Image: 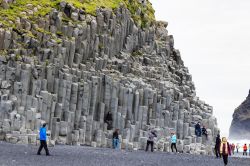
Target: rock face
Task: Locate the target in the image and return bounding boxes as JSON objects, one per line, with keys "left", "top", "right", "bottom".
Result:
{"left": 0, "top": 1, "right": 219, "bottom": 155}
{"left": 230, "top": 90, "right": 250, "bottom": 139}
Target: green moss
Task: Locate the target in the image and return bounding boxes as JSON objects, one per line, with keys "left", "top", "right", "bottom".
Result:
{"left": 36, "top": 27, "right": 52, "bottom": 35}
{"left": 15, "top": 54, "right": 21, "bottom": 61}
{"left": 0, "top": 0, "right": 155, "bottom": 28}
{"left": 132, "top": 50, "right": 143, "bottom": 57}
{"left": 45, "top": 59, "right": 49, "bottom": 66}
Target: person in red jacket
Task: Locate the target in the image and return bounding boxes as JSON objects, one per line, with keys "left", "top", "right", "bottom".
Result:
{"left": 220, "top": 137, "right": 231, "bottom": 166}
{"left": 243, "top": 144, "right": 247, "bottom": 156}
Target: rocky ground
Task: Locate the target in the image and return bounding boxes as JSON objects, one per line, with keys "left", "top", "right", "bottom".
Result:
{"left": 0, "top": 142, "right": 249, "bottom": 166}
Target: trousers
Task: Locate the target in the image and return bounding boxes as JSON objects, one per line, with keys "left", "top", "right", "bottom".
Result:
{"left": 171, "top": 143, "right": 178, "bottom": 152}
{"left": 37, "top": 140, "right": 49, "bottom": 155}
{"left": 146, "top": 140, "right": 154, "bottom": 152}
{"left": 222, "top": 154, "right": 228, "bottom": 165}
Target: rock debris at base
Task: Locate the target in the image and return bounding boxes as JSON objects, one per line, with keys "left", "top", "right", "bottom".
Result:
{"left": 0, "top": 0, "right": 219, "bottom": 155}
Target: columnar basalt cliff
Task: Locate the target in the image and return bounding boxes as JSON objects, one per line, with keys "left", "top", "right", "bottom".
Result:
{"left": 0, "top": 0, "right": 219, "bottom": 155}
{"left": 230, "top": 90, "right": 250, "bottom": 139}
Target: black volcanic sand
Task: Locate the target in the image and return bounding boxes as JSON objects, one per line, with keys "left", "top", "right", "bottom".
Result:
{"left": 0, "top": 142, "right": 249, "bottom": 166}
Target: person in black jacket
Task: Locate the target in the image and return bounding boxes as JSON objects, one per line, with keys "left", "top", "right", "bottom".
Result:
{"left": 113, "top": 129, "right": 120, "bottom": 149}
{"left": 202, "top": 126, "right": 208, "bottom": 139}
{"left": 195, "top": 122, "right": 201, "bottom": 137}
{"left": 105, "top": 111, "right": 113, "bottom": 130}
{"left": 215, "top": 134, "right": 221, "bottom": 158}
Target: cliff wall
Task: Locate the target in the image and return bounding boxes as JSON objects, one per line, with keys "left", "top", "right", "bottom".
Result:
{"left": 0, "top": 0, "right": 219, "bottom": 155}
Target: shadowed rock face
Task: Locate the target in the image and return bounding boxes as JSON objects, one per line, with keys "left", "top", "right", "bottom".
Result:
{"left": 230, "top": 90, "right": 250, "bottom": 139}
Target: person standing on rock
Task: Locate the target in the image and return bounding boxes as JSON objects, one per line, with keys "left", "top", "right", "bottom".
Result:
{"left": 105, "top": 111, "right": 113, "bottom": 130}
{"left": 113, "top": 129, "right": 120, "bottom": 149}
{"left": 215, "top": 134, "right": 221, "bottom": 158}
{"left": 195, "top": 122, "right": 201, "bottom": 137}
{"left": 220, "top": 137, "right": 231, "bottom": 166}
{"left": 37, "top": 123, "right": 50, "bottom": 156}
{"left": 146, "top": 129, "right": 157, "bottom": 152}
{"left": 243, "top": 144, "right": 247, "bottom": 156}
{"left": 201, "top": 126, "right": 208, "bottom": 139}
{"left": 170, "top": 132, "right": 178, "bottom": 153}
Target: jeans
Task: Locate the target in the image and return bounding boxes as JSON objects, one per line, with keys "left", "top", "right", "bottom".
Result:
{"left": 113, "top": 139, "right": 120, "bottom": 149}
{"left": 195, "top": 130, "right": 201, "bottom": 137}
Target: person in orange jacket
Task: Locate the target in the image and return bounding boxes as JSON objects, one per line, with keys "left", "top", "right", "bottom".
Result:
{"left": 243, "top": 144, "right": 247, "bottom": 156}
{"left": 220, "top": 137, "right": 231, "bottom": 166}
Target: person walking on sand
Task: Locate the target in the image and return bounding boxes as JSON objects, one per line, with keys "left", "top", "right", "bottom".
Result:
{"left": 37, "top": 123, "right": 50, "bottom": 156}
{"left": 243, "top": 144, "right": 247, "bottom": 156}
{"left": 215, "top": 134, "right": 221, "bottom": 158}
{"left": 220, "top": 137, "right": 231, "bottom": 166}
{"left": 236, "top": 143, "right": 239, "bottom": 153}
{"left": 113, "top": 129, "right": 120, "bottom": 149}
{"left": 231, "top": 143, "right": 235, "bottom": 155}
{"left": 171, "top": 132, "right": 178, "bottom": 153}
{"left": 249, "top": 144, "right": 250, "bottom": 156}
{"left": 145, "top": 129, "right": 157, "bottom": 152}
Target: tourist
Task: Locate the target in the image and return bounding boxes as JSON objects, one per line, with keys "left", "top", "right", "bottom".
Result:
{"left": 236, "top": 143, "right": 239, "bottom": 153}
{"left": 105, "top": 111, "right": 113, "bottom": 130}
{"left": 249, "top": 144, "right": 250, "bottom": 156}
{"left": 201, "top": 126, "right": 208, "bottom": 139}
{"left": 215, "top": 134, "right": 221, "bottom": 158}
{"left": 243, "top": 144, "right": 247, "bottom": 156}
{"left": 145, "top": 129, "right": 157, "bottom": 152}
{"left": 231, "top": 143, "right": 235, "bottom": 155}
{"left": 220, "top": 137, "right": 231, "bottom": 166}
{"left": 113, "top": 129, "right": 120, "bottom": 149}
{"left": 171, "top": 132, "right": 178, "bottom": 153}
{"left": 195, "top": 122, "right": 201, "bottom": 137}
{"left": 37, "top": 123, "right": 50, "bottom": 156}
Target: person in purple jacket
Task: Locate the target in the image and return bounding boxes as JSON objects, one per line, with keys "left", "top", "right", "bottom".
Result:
{"left": 37, "top": 123, "right": 50, "bottom": 156}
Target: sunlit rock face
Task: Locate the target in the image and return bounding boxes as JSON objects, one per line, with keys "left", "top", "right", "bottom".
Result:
{"left": 230, "top": 90, "right": 250, "bottom": 140}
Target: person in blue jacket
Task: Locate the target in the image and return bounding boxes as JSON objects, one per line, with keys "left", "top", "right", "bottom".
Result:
{"left": 171, "top": 132, "right": 178, "bottom": 152}
{"left": 37, "top": 123, "right": 50, "bottom": 156}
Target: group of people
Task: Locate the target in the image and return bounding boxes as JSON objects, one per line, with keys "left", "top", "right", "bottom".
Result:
{"left": 195, "top": 122, "right": 208, "bottom": 139}
{"left": 232, "top": 143, "right": 250, "bottom": 156}
{"left": 214, "top": 134, "right": 250, "bottom": 166}
{"left": 36, "top": 118, "right": 248, "bottom": 166}
{"left": 214, "top": 134, "right": 231, "bottom": 166}
{"left": 145, "top": 129, "right": 178, "bottom": 153}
